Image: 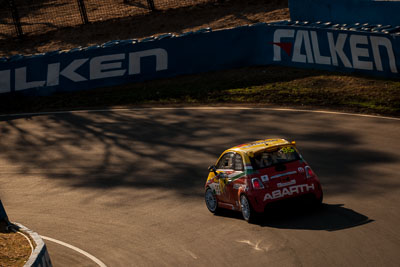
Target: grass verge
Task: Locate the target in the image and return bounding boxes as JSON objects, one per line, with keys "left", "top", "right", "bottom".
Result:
{"left": 0, "top": 65, "right": 399, "bottom": 117}
{"left": 0, "top": 232, "right": 31, "bottom": 267}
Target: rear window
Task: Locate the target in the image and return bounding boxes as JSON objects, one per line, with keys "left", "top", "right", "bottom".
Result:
{"left": 250, "top": 146, "right": 300, "bottom": 170}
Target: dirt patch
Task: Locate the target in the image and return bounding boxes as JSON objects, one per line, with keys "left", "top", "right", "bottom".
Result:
{"left": 0, "top": 0, "right": 289, "bottom": 57}
{"left": 0, "top": 232, "right": 32, "bottom": 267}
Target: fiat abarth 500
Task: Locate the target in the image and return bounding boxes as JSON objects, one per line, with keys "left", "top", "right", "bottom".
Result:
{"left": 204, "top": 138, "right": 323, "bottom": 222}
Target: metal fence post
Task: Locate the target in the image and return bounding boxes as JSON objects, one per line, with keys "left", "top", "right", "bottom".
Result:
{"left": 77, "top": 0, "right": 89, "bottom": 24}
{"left": 8, "top": 0, "right": 23, "bottom": 38}
{"left": 147, "top": 0, "right": 156, "bottom": 11}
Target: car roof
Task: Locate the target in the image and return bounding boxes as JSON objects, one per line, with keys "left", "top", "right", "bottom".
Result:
{"left": 228, "top": 138, "right": 293, "bottom": 154}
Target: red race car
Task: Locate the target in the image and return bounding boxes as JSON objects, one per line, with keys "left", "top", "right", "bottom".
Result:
{"left": 204, "top": 138, "right": 323, "bottom": 222}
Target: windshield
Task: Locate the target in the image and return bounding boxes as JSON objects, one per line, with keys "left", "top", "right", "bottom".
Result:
{"left": 250, "top": 146, "right": 300, "bottom": 170}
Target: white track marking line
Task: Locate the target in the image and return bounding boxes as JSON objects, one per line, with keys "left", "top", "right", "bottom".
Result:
{"left": 237, "top": 240, "right": 264, "bottom": 251}
{"left": 41, "top": 235, "right": 107, "bottom": 267}
{"left": 15, "top": 230, "right": 34, "bottom": 254}
{"left": 183, "top": 248, "right": 198, "bottom": 259}
{"left": 0, "top": 106, "right": 399, "bottom": 121}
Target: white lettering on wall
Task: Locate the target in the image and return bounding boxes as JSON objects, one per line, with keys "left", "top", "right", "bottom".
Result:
{"left": 310, "top": 31, "right": 331, "bottom": 65}
{"left": 350, "top": 35, "right": 373, "bottom": 70}
{"left": 327, "top": 33, "right": 353, "bottom": 68}
{"left": 90, "top": 54, "right": 126, "bottom": 80}
{"left": 272, "top": 29, "right": 397, "bottom": 73}
{"left": 15, "top": 67, "right": 45, "bottom": 91}
{"left": 129, "top": 48, "right": 168, "bottom": 75}
{"left": 0, "top": 70, "right": 10, "bottom": 93}
{"left": 272, "top": 29, "right": 295, "bottom": 61}
{"left": 47, "top": 58, "right": 89, "bottom": 86}
{"left": 292, "top": 30, "right": 314, "bottom": 63}
{"left": 370, "top": 36, "right": 398, "bottom": 73}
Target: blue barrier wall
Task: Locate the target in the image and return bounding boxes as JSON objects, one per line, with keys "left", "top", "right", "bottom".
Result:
{"left": 0, "top": 22, "right": 399, "bottom": 96}
{"left": 0, "top": 26, "right": 261, "bottom": 96}
{"left": 262, "top": 22, "right": 400, "bottom": 78}
{"left": 289, "top": 0, "right": 400, "bottom": 26}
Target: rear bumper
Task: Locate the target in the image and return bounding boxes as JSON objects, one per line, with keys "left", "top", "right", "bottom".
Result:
{"left": 248, "top": 180, "right": 323, "bottom": 213}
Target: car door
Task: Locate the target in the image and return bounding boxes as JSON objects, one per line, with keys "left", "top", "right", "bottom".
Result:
{"left": 216, "top": 152, "right": 246, "bottom": 206}
{"left": 229, "top": 153, "right": 247, "bottom": 208}
{"left": 215, "top": 152, "right": 235, "bottom": 204}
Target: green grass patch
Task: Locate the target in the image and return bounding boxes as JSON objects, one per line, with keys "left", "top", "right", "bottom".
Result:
{"left": 0, "top": 66, "right": 399, "bottom": 116}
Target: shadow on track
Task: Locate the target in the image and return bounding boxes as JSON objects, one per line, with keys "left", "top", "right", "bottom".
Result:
{"left": 214, "top": 202, "right": 373, "bottom": 231}
{"left": 0, "top": 109, "right": 399, "bottom": 201}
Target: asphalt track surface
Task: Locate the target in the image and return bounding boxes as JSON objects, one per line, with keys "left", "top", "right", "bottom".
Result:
{"left": 1, "top": 107, "right": 400, "bottom": 267}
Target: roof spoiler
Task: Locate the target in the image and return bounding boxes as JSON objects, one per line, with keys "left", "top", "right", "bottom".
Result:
{"left": 247, "top": 141, "right": 297, "bottom": 157}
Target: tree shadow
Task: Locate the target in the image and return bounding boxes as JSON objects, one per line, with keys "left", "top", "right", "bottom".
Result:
{"left": 0, "top": 108, "right": 399, "bottom": 203}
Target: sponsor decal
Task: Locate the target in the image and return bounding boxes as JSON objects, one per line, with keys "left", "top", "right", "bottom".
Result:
{"left": 280, "top": 147, "right": 295, "bottom": 153}
{"left": 261, "top": 175, "right": 269, "bottom": 182}
{"left": 228, "top": 172, "right": 245, "bottom": 180}
{"left": 263, "top": 183, "right": 315, "bottom": 201}
{"left": 210, "top": 183, "right": 221, "bottom": 195}
{"left": 277, "top": 179, "right": 296, "bottom": 188}
{"left": 0, "top": 48, "right": 168, "bottom": 93}
{"left": 270, "top": 171, "right": 297, "bottom": 179}
{"left": 271, "top": 29, "right": 398, "bottom": 73}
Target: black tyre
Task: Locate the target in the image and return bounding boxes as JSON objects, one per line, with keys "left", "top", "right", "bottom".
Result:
{"left": 240, "top": 194, "right": 258, "bottom": 223}
{"left": 205, "top": 188, "right": 220, "bottom": 214}
{"left": 312, "top": 191, "right": 323, "bottom": 209}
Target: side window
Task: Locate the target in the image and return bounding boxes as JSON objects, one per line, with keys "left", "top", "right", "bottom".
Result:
{"left": 233, "top": 154, "right": 244, "bottom": 171}
{"left": 217, "top": 153, "right": 234, "bottom": 170}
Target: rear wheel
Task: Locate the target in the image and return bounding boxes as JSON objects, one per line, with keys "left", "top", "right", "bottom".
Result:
{"left": 240, "top": 195, "right": 258, "bottom": 223}
{"left": 205, "top": 188, "right": 219, "bottom": 213}
{"left": 312, "top": 191, "right": 323, "bottom": 209}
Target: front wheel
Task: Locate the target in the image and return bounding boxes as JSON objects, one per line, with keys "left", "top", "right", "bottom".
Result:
{"left": 205, "top": 188, "right": 220, "bottom": 214}
{"left": 240, "top": 195, "right": 258, "bottom": 223}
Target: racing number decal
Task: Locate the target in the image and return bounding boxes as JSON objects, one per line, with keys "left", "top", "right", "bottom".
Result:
{"left": 280, "top": 147, "right": 295, "bottom": 154}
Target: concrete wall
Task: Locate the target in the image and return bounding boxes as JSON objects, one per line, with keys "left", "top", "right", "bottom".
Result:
{"left": 17, "top": 223, "right": 53, "bottom": 267}
{"left": 0, "top": 22, "right": 399, "bottom": 97}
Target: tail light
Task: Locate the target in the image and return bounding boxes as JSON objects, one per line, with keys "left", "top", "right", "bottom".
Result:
{"left": 251, "top": 178, "right": 265, "bottom": 189}
{"left": 305, "top": 166, "right": 315, "bottom": 178}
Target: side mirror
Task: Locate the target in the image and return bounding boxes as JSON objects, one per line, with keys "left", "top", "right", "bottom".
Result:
{"left": 208, "top": 165, "right": 218, "bottom": 176}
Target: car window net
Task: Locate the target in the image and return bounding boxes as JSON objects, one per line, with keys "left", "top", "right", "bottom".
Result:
{"left": 234, "top": 154, "right": 244, "bottom": 171}
{"left": 217, "top": 153, "right": 234, "bottom": 169}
